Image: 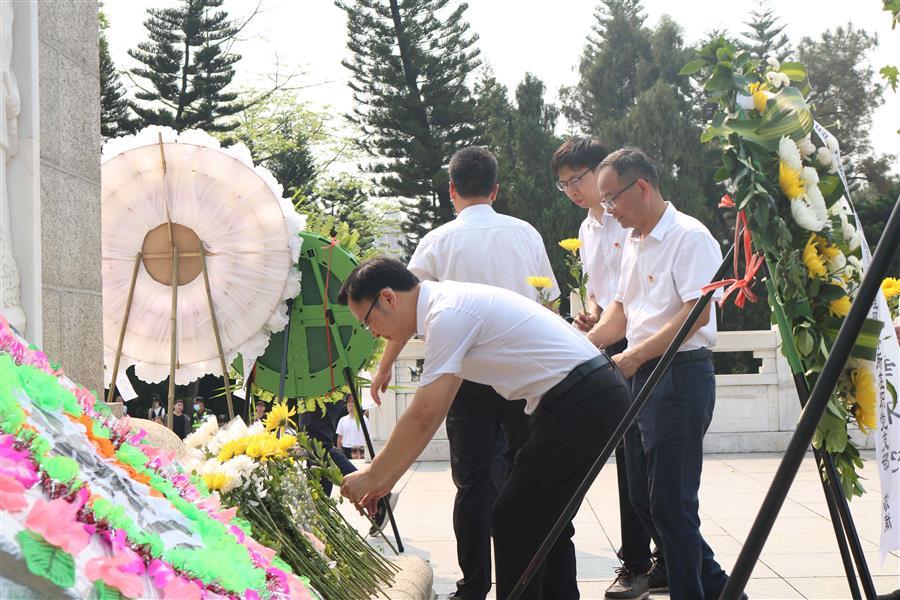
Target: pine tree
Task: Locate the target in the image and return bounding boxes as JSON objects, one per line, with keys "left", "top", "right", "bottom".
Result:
{"left": 99, "top": 10, "right": 136, "bottom": 139}
{"left": 338, "top": 0, "right": 482, "bottom": 257}
{"left": 740, "top": 4, "right": 791, "bottom": 61}
{"left": 127, "top": 0, "right": 244, "bottom": 132}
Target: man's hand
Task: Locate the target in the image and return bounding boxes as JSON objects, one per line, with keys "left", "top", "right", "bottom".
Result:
{"left": 370, "top": 367, "right": 393, "bottom": 406}
{"left": 574, "top": 311, "right": 599, "bottom": 332}
{"left": 612, "top": 348, "right": 644, "bottom": 379}
{"left": 341, "top": 468, "right": 389, "bottom": 517}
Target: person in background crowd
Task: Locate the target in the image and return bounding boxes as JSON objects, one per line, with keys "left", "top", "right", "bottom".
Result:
{"left": 336, "top": 397, "right": 369, "bottom": 459}
{"left": 254, "top": 399, "right": 267, "bottom": 423}
{"left": 190, "top": 397, "right": 208, "bottom": 430}
{"left": 148, "top": 394, "right": 165, "bottom": 424}
{"left": 171, "top": 400, "right": 190, "bottom": 440}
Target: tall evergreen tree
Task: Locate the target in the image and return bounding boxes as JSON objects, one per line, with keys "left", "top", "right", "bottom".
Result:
{"left": 798, "top": 25, "right": 884, "bottom": 162}
{"left": 127, "top": 0, "right": 244, "bottom": 132}
{"left": 99, "top": 9, "right": 136, "bottom": 140}
{"left": 740, "top": 4, "right": 791, "bottom": 61}
{"left": 337, "top": 0, "right": 482, "bottom": 257}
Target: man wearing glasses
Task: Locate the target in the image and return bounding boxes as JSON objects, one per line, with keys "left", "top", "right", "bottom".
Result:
{"left": 586, "top": 148, "right": 737, "bottom": 600}
{"left": 551, "top": 137, "right": 664, "bottom": 600}
{"left": 339, "top": 257, "right": 632, "bottom": 600}
{"left": 368, "top": 146, "right": 560, "bottom": 600}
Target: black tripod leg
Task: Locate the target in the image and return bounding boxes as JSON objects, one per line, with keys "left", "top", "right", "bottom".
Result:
{"left": 343, "top": 366, "right": 404, "bottom": 553}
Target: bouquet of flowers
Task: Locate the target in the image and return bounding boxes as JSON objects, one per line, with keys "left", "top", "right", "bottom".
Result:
{"left": 180, "top": 401, "right": 397, "bottom": 600}
{"left": 559, "top": 238, "right": 589, "bottom": 313}
{"left": 526, "top": 276, "right": 559, "bottom": 311}
{"left": 685, "top": 41, "right": 885, "bottom": 497}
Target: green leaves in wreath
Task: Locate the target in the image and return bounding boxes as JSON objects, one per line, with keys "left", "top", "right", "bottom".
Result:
{"left": 93, "top": 581, "right": 125, "bottom": 600}
{"left": 15, "top": 530, "right": 76, "bottom": 589}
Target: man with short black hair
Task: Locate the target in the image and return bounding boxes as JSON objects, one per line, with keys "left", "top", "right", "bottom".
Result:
{"left": 171, "top": 400, "right": 190, "bottom": 440}
{"left": 369, "top": 145, "right": 560, "bottom": 600}
{"left": 339, "top": 257, "right": 632, "bottom": 600}
{"left": 552, "top": 136, "right": 664, "bottom": 600}
{"left": 587, "top": 147, "right": 734, "bottom": 600}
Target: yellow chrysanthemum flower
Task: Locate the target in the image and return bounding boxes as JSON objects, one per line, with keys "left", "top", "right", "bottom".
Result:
{"left": 264, "top": 400, "right": 297, "bottom": 433}
{"left": 527, "top": 276, "right": 553, "bottom": 289}
{"left": 749, "top": 81, "right": 767, "bottom": 113}
{"left": 217, "top": 438, "right": 250, "bottom": 462}
{"left": 851, "top": 367, "right": 877, "bottom": 433}
{"left": 829, "top": 296, "right": 851, "bottom": 317}
{"left": 203, "top": 472, "right": 229, "bottom": 492}
{"left": 816, "top": 237, "right": 841, "bottom": 260}
{"left": 245, "top": 434, "right": 282, "bottom": 461}
{"left": 277, "top": 435, "right": 298, "bottom": 453}
{"left": 779, "top": 161, "right": 805, "bottom": 200}
{"left": 558, "top": 238, "right": 582, "bottom": 253}
{"left": 802, "top": 235, "right": 827, "bottom": 279}
{"left": 882, "top": 277, "right": 900, "bottom": 299}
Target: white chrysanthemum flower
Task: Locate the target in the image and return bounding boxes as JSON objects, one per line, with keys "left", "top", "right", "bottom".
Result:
{"left": 816, "top": 146, "right": 833, "bottom": 169}
{"left": 801, "top": 166, "right": 819, "bottom": 186}
{"left": 826, "top": 135, "right": 840, "bottom": 153}
{"left": 827, "top": 250, "right": 847, "bottom": 273}
{"left": 766, "top": 56, "right": 780, "bottom": 70}
{"left": 736, "top": 93, "right": 755, "bottom": 110}
{"left": 797, "top": 136, "right": 816, "bottom": 158}
{"left": 847, "top": 255, "right": 862, "bottom": 273}
{"left": 225, "top": 455, "right": 257, "bottom": 476}
{"left": 183, "top": 417, "right": 219, "bottom": 449}
{"left": 247, "top": 420, "right": 265, "bottom": 435}
{"left": 220, "top": 470, "right": 242, "bottom": 493}
{"left": 778, "top": 136, "right": 803, "bottom": 172}
{"left": 766, "top": 71, "right": 782, "bottom": 88}
{"left": 777, "top": 72, "right": 790, "bottom": 87}
{"left": 791, "top": 193, "right": 829, "bottom": 231}
{"left": 829, "top": 197, "right": 851, "bottom": 217}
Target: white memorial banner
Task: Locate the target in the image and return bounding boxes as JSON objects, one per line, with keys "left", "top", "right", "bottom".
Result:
{"left": 816, "top": 121, "right": 900, "bottom": 561}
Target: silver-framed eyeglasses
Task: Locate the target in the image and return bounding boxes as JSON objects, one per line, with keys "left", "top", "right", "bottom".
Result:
{"left": 556, "top": 168, "right": 593, "bottom": 192}
{"left": 599, "top": 179, "right": 639, "bottom": 211}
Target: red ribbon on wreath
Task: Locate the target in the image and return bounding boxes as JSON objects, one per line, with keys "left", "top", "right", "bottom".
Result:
{"left": 701, "top": 195, "right": 764, "bottom": 309}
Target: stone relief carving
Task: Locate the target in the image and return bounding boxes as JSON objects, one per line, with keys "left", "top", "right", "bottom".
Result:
{"left": 0, "top": 2, "right": 26, "bottom": 334}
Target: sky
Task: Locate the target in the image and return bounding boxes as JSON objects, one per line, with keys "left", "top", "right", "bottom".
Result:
{"left": 104, "top": 0, "right": 900, "bottom": 169}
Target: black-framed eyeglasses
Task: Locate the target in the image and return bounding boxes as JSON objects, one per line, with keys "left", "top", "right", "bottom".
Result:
{"left": 361, "top": 295, "right": 380, "bottom": 331}
{"left": 600, "top": 179, "right": 640, "bottom": 211}
{"left": 556, "top": 167, "right": 593, "bottom": 192}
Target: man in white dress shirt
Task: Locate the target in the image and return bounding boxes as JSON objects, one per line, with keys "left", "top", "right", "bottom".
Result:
{"left": 339, "top": 257, "right": 632, "bottom": 600}
{"left": 551, "top": 137, "right": 663, "bottom": 600}
{"left": 587, "top": 147, "right": 735, "bottom": 600}
{"left": 370, "top": 146, "right": 560, "bottom": 600}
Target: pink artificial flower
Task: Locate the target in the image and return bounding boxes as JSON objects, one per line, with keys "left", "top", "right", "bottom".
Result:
{"left": 213, "top": 507, "right": 237, "bottom": 524}
{"left": 0, "top": 474, "right": 28, "bottom": 512}
{"left": 162, "top": 576, "right": 203, "bottom": 600}
{"left": 24, "top": 497, "right": 90, "bottom": 554}
{"left": 74, "top": 387, "right": 96, "bottom": 412}
{"left": 0, "top": 435, "right": 39, "bottom": 488}
{"left": 85, "top": 555, "right": 146, "bottom": 599}
{"left": 245, "top": 536, "right": 276, "bottom": 566}
{"left": 285, "top": 573, "right": 314, "bottom": 600}
{"left": 229, "top": 525, "right": 245, "bottom": 543}
{"left": 147, "top": 559, "right": 176, "bottom": 589}
{"left": 198, "top": 493, "right": 221, "bottom": 512}
{"left": 244, "top": 589, "right": 261, "bottom": 600}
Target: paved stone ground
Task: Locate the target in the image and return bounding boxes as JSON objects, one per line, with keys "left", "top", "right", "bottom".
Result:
{"left": 338, "top": 451, "right": 899, "bottom": 599}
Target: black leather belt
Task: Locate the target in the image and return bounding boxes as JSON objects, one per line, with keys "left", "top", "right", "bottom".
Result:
{"left": 541, "top": 352, "right": 612, "bottom": 405}
{"left": 636, "top": 348, "right": 713, "bottom": 374}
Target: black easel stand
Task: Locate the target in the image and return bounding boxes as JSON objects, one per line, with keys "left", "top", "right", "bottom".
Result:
{"left": 720, "top": 198, "right": 900, "bottom": 599}
{"left": 342, "top": 365, "right": 405, "bottom": 553}
{"left": 506, "top": 244, "right": 736, "bottom": 600}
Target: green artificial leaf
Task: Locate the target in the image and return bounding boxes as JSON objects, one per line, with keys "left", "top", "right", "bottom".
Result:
{"left": 715, "top": 46, "right": 733, "bottom": 61}
{"left": 818, "top": 175, "right": 844, "bottom": 206}
{"left": 796, "top": 329, "right": 814, "bottom": 356}
{"left": 714, "top": 164, "right": 731, "bottom": 182}
{"left": 822, "top": 412, "right": 848, "bottom": 453}
{"left": 726, "top": 87, "right": 812, "bottom": 150}
{"left": 679, "top": 59, "right": 706, "bottom": 76}
{"left": 93, "top": 581, "right": 125, "bottom": 600}
{"left": 817, "top": 284, "right": 848, "bottom": 302}
{"left": 822, "top": 317, "right": 885, "bottom": 361}
{"left": 16, "top": 530, "right": 76, "bottom": 589}
{"left": 779, "top": 62, "right": 811, "bottom": 95}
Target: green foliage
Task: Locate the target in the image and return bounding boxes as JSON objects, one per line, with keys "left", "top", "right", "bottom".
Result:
{"left": 16, "top": 530, "right": 76, "bottom": 589}
{"left": 92, "top": 581, "right": 125, "bottom": 600}
{"left": 99, "top": 9, "right": 136, "bottom": 140}
{"left": 127, "top": 0, "right": 245, "bottom": 132}
{"left": 739, "top": 4, "right": 791, "bottom": 61}
{"left": 337, "top": 0, "right": 482, "bottom": 257}
{"left": 797, "top": 25, "right": 884, "bottom": 161}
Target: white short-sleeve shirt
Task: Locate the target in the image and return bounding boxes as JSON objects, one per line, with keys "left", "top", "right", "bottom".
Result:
{"left": 336, "top": 414, "right": 369, "bottom": 448}
{"left": 408, "top": 204, "right": 560, "bottom": 301}
{"left": 615, "top": 203, "right": 723, "bottom": 350}
{"left": 579, "top": 209, "right": 631, "bottom": 310}
{"left": 416, "top": 280, "right": 600, "bottom": 414}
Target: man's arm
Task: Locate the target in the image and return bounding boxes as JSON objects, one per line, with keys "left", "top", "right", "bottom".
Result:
{"left": 612, "top": 299, "right": 711, "bottom": 378}
{"left": 341, "top": 373, "right": 462, "bottom": 514}
{"left": 587, "top": 300, "right": 627, "bottom": 348}
{"left": 370, "top": 339, "right": 406, "bottom": 405}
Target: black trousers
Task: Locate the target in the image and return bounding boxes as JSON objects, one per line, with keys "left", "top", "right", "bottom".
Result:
{"left": 447, "top": 380, "right": 530, "bottom": 599}
{"left": 492, "top": 357, "right": 632, "bottom": 600}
